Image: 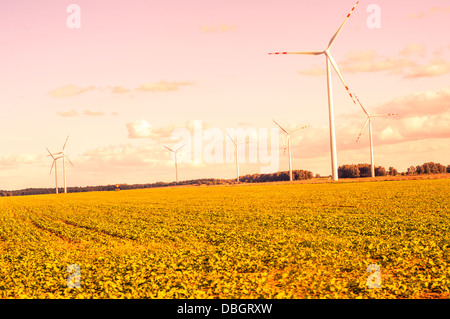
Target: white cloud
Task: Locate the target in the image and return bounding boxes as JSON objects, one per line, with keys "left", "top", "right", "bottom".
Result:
{"left": 298, "top": 45, "right": 450, "bottom": 79}
{"left": 0, "top": 154, "right": 41, "bottom": 169}
{"left": 57, "top": 110, "right": 79, "bottom": 117}
{"left": 135, "top": 80, "right": 195, "bottom": 92}
{"left": 49, "top": 84, "right": 95, "bottom": 98}
{"left": 200, "top": 24, "right": 238, "bottom": 33}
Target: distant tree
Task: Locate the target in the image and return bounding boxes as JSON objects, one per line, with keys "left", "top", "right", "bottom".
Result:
{"left": 338, "top": 165, "right": 359, "bottom": 178}
{"left": 416, "top": 162, "right": 446, "bottom": 175}
{"left": 413, "top": 165, "right": 422, "bottom": 175}
{"left": 422, "top": 162, "right": 432, "bottom": 174}
{"left": 357, "top": 164, "right": 372, "bottom": 178}
{"left": 293, "top": 170, "right": 314, "bottom": 180}
{"left": 375, "top": 166, "right": 387, "bottom": 176}
{"left": 437, "top": 163, "right": 446, "bottom": 174}
{"left": 447, "top": 165, "right": 450, "bottom": 174}
{"left": 388, "top": 167, "right": 398, "bottom": 176}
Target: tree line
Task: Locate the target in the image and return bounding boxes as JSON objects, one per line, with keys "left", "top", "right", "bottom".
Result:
{"left": 338, "top": 162, "right": 450, "bottom": 179}
{"left": 1, "top": 163, "right": 448, "bottom": 197}
{"left": 0, "top": 170, "right": 314, "bottom": 197}
{"left": 239, "top": 170, "right": 314, "bottom": 183}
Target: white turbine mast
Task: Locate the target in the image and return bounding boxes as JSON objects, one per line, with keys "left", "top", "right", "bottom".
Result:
{"left": 47, "top": 148, "right": 62, "bottom": 194}
{"left": 226, "top": 130, "right": 251, "bottom": 183}
{"left": 163, "top": 144, "right": 185, "bottom": 183}
{"left": 46, "top": 135, "right": 74, "bottom": 194}
{"left": 269, "top": 1, "right": 360, "bottom": 181}
{"left": 355, "top": 95, "right": 398, "bottom": 178}
{"left": 272, "top": 119, "right": 308, "bottom": 182}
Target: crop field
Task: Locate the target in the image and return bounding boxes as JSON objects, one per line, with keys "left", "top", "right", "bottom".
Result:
{"left": 0, "top": 178, "right": 449, "bottom": 299}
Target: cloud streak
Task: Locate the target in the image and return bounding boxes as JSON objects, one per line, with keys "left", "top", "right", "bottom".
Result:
{"left": 136, "top": 80, "right": 195, "bottom": 93}
{"left": 0, "top": 154, "right": 40, "bottom": 169}
{"left": 49, "top": 84, "right": 95, "bottom": 98}
{"left": 57, "top": 110, "right": 79, "bottom": 117}
{"left": 84, "top": 110, "right": 105, "bottom": 117}
{"left": 126, "top": 120, "right": 198, "bottom": 139}
{"left": 297, "top": 44, "right": 450, "bottom": 79}
{"left": 50, "top": 81, "right": 195, "bottom": 99}
{"left": 287, "top": 87, "right": 450, "bottom": 159}
{"left": 109, "top": 86, "right": 131, "bottom": 94}
{"left": 407, "top": 6, "right": 450, "bottom": 20}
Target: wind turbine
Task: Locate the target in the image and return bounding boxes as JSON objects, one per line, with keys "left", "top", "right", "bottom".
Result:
{"left": 163, "top": 144, "right": 185, "bottom": 183}
{"left": 272, "top": 120, "right": 308, "bottom": 181}
{"left": 269, "top": 1, "right": 360, "bottom": 181}
{"left": 225, "top": 130, "right": 251, "bottom": 183}
{"left": 355, "top": 95, "right": 398, "bottom": 178}
{"left": 47, "top": 135, "right": 74, "bottom": 194}
{"left": 47, "top": 149, "right": 62, "bottom": 194}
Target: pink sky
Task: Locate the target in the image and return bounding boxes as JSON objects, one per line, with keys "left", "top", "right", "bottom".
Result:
{"left": 0, "top": 0, "right": 449, "bottom": 190}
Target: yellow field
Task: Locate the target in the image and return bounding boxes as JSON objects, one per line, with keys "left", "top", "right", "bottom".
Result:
{"left": 0, "top": 178, "right": 449, "bottom": 299}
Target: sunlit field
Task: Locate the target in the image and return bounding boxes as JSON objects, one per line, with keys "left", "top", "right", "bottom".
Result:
{"left": 0, "top": 178, "right": 449, "bottom": 299}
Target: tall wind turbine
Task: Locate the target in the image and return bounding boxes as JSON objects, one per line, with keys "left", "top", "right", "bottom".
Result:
{"left": 272, "top": 120, "right": 308, "bottom": 181}
{"left": 355, "top": 95, "right": 398, "bottom": 178}
{"left": 269, "top": 1, "right": 360, "bottom": 181}
{"left": 163, "top": 144, "right": 185, "bottom": 183}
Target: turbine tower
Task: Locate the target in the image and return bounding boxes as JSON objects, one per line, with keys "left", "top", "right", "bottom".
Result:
{"left": 46, "top": 135, "right": 73, "bottom": 194}
{"left": 226, "top": 130, "right": 251, "bottom": 183}
{"left": 269, "top": 1, "right": 360, "bottom": 181}
{"left": 163, "top": 144, "right": 185, "bottom": 183}
{"left": 272, "top": 120, "right": 308, "bottom": 181}
{"left": 355, "top": 95, "right": 398, "bottom": 178}
{"left": 47, "top": 148, "right": 62, "bottom": 194}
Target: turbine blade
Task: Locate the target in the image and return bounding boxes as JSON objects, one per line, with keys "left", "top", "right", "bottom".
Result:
{"left": 356, "top": 118, "right": 369, "bottom": 143}
{"left": 354, "top": 95, "right": 369, "bottom": 116}
{"left": 50, "top": 160, "right": 55, "bottom": 174}
{"left": 46, "top": 148, "right": 55, "bottom": 159}
{"left": 163, "top": 145, "right": 174, "bottom": 152}
{"left": 327, "top": 54, "right": 356, "bottom": 103}
{"left": 175, "top": 144, "right": 185, "bottom": 153}
{"left": 328, "top": 1, "right": 360, "bottom": 50}
{"left": 268, "top": 51, "right": 323, "bottom": 55}
{"left": 272, "top": 119, "right": 289, "bottom": 135}
{"left": 62, "top": 135, "right": 70, "bottom": 150}
{"left": 289, "top": 125, "right": 309, "bottom": 134}
{"left": 65, "top": 155, "right": 74, "bottom": 167}
{"left": 225, "top": 130, "right": 236, "bottom": 145}
{"left": 372, "top": 113, "right": 398, "bottom": 117}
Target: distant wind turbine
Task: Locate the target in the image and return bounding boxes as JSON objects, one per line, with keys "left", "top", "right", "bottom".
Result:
{"left": 163, "top": 144, "right": 185, "bottom": 183}
{"left": 46, "top": 135, "right": 73, "bottom": 194}
{"left": 269, "top": 1, "right": 360, "bottom": 181}
{"left": 355, "top": 95, "right": 398, "bottom": 178}
{"left": 226, "top": 130, "right": 252, "bottom": 183}
{"left": 47, "top": 149, "right": 62, "bottom": 194}
{"left": 272, "top": 120, "right": 308, "bottom": 181}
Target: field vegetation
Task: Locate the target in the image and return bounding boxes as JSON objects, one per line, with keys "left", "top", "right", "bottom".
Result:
{"left": 0, "top": 177, "right": 449, "bottom": 298}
